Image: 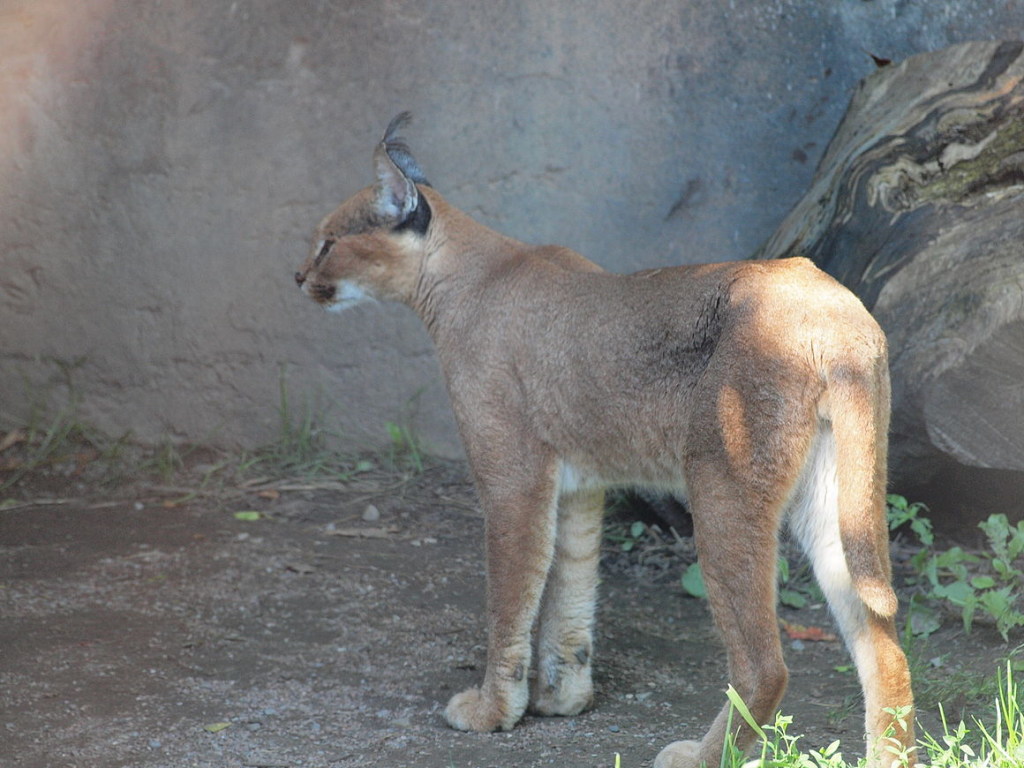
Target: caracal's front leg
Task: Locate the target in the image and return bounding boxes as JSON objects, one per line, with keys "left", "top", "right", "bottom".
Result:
{"left": 444, "top": 445, "right": 559, "bottom": 733}
{"left": 531, "top": 488, "right": 605, "bottom": 717}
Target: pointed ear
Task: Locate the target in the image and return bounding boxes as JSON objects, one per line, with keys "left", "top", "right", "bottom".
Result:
{"left": 372, "top": 143, "right": 418, "bottom": 222}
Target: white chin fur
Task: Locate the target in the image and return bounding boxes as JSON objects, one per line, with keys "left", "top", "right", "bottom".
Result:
{"left": 326, "top": 281, "right": 372, "bottom": 312}
{"left": 325, "top": 300, "right": 363, "bottom": 313}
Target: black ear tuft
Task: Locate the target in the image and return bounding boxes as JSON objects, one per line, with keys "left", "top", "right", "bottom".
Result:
{"left": 382, "top": 111, "right": 413, "bottom": 142}
{"left": 381, "top": 112, "right": 430, "bottom": 186}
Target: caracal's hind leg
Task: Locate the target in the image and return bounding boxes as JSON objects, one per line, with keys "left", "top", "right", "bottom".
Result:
{"left": 531, "top": 488, "right": 605, "bottom": 717}
{"left": 655, "top": 474, "right": 789, "bottom": 768}
{"left": 819, "top": 593, "right": 914, "bottom": 768}
{"left": 790, "top": 429, "right": 914, "bottom": 767}
{"left": 443, "top": 442, "right": 559, "bottom": 733}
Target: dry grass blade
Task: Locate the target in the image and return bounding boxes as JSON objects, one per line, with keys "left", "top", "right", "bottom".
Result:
{"left": 325, "top": 526, "right": 399, "bottom": 539}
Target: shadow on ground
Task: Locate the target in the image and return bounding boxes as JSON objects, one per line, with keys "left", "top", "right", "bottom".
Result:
{"left": 0, "top": 461, "right": 1011, "bottom": 767}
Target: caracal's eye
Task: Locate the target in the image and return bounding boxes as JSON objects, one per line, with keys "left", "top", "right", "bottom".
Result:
{"left": 314, "top": 238, "right": 335, "bottom": 265}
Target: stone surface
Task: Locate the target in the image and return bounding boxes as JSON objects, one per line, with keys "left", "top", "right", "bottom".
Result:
{"left": 1, "top": 0, "right": 1021, "bottom": 455}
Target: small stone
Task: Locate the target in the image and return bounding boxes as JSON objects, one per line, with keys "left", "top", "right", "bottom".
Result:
{"left": 362, "top": 504, "right": 380, "bottom": 522}
{"left": 148, "top": 739, "right": 162, "bottom": 749}
{"left": 608, "top": 724, "right": 620, "bottom": 733}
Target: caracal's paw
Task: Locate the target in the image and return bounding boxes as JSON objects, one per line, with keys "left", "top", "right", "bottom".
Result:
{"left": 529, "top": 670, "right": 593, "bottom": 717}
{"left": 444, "top": 687, "right": 519, "bottom": 732}
{"left": 653, "top": 740, "right": 702, "bottom": 768}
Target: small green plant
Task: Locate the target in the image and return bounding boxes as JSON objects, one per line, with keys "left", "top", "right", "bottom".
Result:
{"left": 606, "top": 520, "right": 648, "bottom": 553}
{"left": 272, "top": 366, "right": 328, "bottom": 470}
{"left": 722, "top": 684, "right": 853, "bottom": 767}
{"left": 226, "top": 368, "right": 385, "bottom": 484}
{"left": 608, "top": 665, "right": 992, "bottom": 767}
{"left": 241, "top": 367, "right": 362, "bottom": 480}
{"left": 1, "top": 357, "right": 134, "bottom": 491}
{"left": 142, "top": 435, "right": 187, "bottom": 483}
{"left": 382, "top": 388, "right": 428, "bottom": 474}
{"left": 888, "top": 494, "right": 934, "bottom": 556}
{"left": 680, "top": 561, "right": 707, "bottom": 599}
{"left": 777, "top": 555, "right": 824, "bottom": 609}
{"left": 714, "top": 661, "right": 1024, "bottom": 767}
{"left": 973, "top": 516, "right": 1024, "bottom": 639}
{"left": 384, "top": 420, "right": 424, "bottom": 473}
{"left": 890, "top": 494, "right": 1024, "bottom": 641}
{"left": 918, "top": 660, "right": 1024, "bottom": 767}
{"left": 678, "top": 556, "right": 821, "bottom": 607}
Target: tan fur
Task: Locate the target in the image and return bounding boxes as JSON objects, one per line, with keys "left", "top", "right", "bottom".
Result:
{"left": 295, "top": 115, "right": 915, "bottom": 768}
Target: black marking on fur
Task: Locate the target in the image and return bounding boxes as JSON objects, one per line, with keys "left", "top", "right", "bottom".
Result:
{"left": 314, "top": 238, "right": 335, "bottom": 268}
{"left": 692, "top": 292, "right": 723, "bottom": 365}
{"left": 393, "top": 192, "right": 431, "bottom": 236}
{"left": 312, "top": 283, "right": 336, "bottom": 302}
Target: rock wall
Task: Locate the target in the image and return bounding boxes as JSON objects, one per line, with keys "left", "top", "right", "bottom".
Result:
{"left": 1, "top": 0, "right": 1020, "bottom": 456}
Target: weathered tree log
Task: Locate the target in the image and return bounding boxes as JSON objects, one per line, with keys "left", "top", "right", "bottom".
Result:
{"left": 755, "top": 40, "right": 1024, "bottom": 499}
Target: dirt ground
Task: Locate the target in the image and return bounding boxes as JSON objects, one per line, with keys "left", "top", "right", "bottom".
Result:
{"left": 0, "top": 459, "right": 1012, "bottom": 768}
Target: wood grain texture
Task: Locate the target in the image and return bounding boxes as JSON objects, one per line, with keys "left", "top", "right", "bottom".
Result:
{"left": 756, "top": 40, "right": 1024, "bottom": 486}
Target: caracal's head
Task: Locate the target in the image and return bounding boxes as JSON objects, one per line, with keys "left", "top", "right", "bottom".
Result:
{"left": 295, "top": 112, "right": 432, "bottom": 312}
